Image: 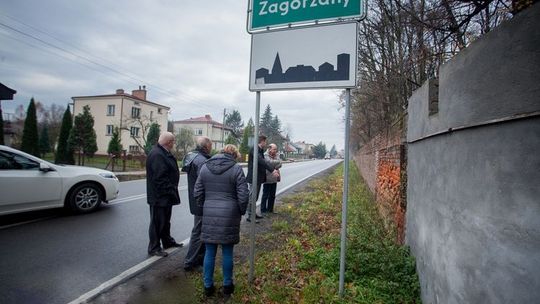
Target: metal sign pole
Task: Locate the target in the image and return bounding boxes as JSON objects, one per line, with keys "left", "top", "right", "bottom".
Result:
{"left": 248, "top": 90, "right": 261, "bottom": 282}
{"left": 339, "top": 88, "right": 351, "bottom": 297}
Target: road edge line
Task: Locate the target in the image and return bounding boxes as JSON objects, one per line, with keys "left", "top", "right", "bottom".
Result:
{"left": 66, "top": 239, "right": 189, "bottom": 304}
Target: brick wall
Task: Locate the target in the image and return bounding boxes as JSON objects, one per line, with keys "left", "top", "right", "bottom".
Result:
{"left": 354, "top": 127, "right": 406, "bottom": 244}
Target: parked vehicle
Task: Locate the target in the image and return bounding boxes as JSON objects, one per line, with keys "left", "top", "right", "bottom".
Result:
{"left": 324, "top": 153, "right": 331, "bottom": 160}
{"left": 0, "top": 145, "right": 120, "bottom": 215}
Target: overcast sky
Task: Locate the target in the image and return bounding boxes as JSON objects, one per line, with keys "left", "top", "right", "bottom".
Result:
{"left": 0, "top": 0, "right": 347, "bottom": 151}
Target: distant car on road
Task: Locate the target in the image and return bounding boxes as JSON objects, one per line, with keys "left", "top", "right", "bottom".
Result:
{"left": 324, "top": 153, "right": 331, "bottom": 160}
{"left": 0, "top": 145, "right": 120, "bottom": 215}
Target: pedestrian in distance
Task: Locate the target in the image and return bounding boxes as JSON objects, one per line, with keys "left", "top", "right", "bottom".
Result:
{"left": 261, "top": 143, "right": 282, "bottom": 214}
{"left": 181, "top": 136, "right": 212, "bottom": 271}
{"left": 194, "top": 144, "right": 249, "bottom": 296}
{"left": 146, "top": 132, "right": 183, "bottom": 257}
{"left": 246, "top": 135, "right": 278, "bottom": 222}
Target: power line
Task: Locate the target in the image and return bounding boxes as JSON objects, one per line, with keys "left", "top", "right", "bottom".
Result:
{"left": 0, "top": 18, "right": 217, "bottom": 111}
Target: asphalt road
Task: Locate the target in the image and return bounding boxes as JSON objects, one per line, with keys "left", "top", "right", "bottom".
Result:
{"left": 0, "top": 159, "right": 341, "bottom": 304}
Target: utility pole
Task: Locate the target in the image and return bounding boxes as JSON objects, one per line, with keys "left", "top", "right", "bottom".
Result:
{"left": 221, "top": 108, "right": 226, "bottom": 149}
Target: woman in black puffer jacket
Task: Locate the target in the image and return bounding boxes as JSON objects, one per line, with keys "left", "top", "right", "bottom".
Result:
{"left": 194, "top": 144, "right": 249, "bottom": 296}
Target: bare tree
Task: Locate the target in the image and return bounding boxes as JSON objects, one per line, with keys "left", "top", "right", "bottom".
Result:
{"left": 348, "top": 0, "right": 514, "bottom": 149}
{"left": 121, "top": 114, "right": 157, "bottom": 156}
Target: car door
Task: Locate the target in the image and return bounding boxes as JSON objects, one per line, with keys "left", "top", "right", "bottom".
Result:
{"left": 0, "top": 150, "right": 63, "bottom": 215}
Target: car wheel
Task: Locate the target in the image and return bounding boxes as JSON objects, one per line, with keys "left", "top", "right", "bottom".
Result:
{"left": 68, "top": 183, "right": 103, "bottom": 213}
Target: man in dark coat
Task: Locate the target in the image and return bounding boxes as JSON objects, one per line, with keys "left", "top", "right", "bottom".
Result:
{"left": 146, "top": 132, "right": 183, "bottom": 257}
{"left": 246, "top": 135, "right": 277, "bottom": 221}
{"left": 194, "top": 144, "right": 249, "bottom": 296}
{"left": 181, "top": 136, "right": 212, "bottom": 270}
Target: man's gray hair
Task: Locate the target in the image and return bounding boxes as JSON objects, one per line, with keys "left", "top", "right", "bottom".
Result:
{"left": 196, "top": 136, "right": 212, "bottom": 151}
{"left": 158, "top": 132, "right": 175, "bottom": 145}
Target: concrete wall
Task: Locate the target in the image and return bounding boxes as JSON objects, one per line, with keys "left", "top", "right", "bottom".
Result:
{"left": 406, "top": 4, "right": 540, "bottom": 304}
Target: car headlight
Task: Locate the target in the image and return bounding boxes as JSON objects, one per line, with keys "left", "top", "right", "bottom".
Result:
{"left": 99, "top": 172, "right": 117, "bottom": 179}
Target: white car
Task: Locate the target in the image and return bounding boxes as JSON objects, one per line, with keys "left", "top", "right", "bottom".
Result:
{"left": 0, "top": 145, "right": 120, "bottom": 215}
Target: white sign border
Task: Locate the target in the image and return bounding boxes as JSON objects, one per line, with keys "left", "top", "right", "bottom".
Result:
{"left": 249, "top": 21, "right": 358, "bottom": 92}
{"left": 246, "top": 0, "right": 367, "bottom": 33}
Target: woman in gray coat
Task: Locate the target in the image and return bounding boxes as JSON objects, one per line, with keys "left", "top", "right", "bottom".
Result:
{"left": 193, "top": 144, "right": 249, "bottom": 296}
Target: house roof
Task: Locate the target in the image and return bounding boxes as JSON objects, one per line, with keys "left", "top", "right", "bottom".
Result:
{"left": 283, "top": 143, "right": 298, "bottom": 153}
{"left": 174, "top": 115, "right": 233, "bottom": 131}
{"left": 0, "top": 83, "right": 17, "bottom": 100}
{"left": 71, "top": 91, "right": 170, "bottom": 110}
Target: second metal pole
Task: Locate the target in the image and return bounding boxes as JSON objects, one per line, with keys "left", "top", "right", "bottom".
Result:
{"left": 248, "top": 91, "right": 261, "bottom": 282}
{"left": 339, "top": 88, "right": 351, "bottom": 297}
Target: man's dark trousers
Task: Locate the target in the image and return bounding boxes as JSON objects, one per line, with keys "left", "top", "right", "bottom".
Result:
{"left": 247, "top": 182, "right": 262, "bottom": 216}
{"left": 261, "top": 183, "right": 277, "bottom": 213}
{"left": 148, "top": 205, "right": 176, "bottom": 254}
{"left": 184, "top": 215, "right": 204, "bottom": 267}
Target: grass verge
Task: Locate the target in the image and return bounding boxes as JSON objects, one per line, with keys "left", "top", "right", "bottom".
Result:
{"left": 196, "top": 163, "right": 421, "bottom": 303}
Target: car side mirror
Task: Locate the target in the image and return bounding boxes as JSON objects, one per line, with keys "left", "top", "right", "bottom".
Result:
{"left": 39, "top": 163, "right": 54, "bottom": 172}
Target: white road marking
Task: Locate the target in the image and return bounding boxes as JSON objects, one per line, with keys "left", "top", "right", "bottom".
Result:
{"left": 66, "top": 242, "right": 186, "bottom": 304}
{"left": 0, "top": 216, "right": 58, "bottom": 230}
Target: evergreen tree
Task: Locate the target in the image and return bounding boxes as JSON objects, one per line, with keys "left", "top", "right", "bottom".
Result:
{"left": 56, "top": 107, "right": 74, "bottom": 164}
{"left": 268, "top": 115, "right": 283, "bottom": 150}
{"left": 107, "top": 127, "right": 122, "bottom": 168}
{"left": 312, "top": 142, "right": 327, "bottom": 159}
{"left": 20, "top": 98, "right": 40, "bottom": 156}
{"left": 260, "top": 104, "right": 273, "bottom": 136}
{"left": 225, "top": 133, "right": 237, "bottom": 145}
{"left": 39, "top": 124, "right": 51, "bottom": 157}
{"left": 107, "top": 127, "right": 122, "bottom": 156}
{"left": 68, "top": 105, "right": 97, "bottom": 165}
{"left": 240, "top": 118, "right": 254, "bottom": 156}
{"left": 144, "top": 122, "right": 160, "bottom": 154}
{"left": 224, "top": 110, "right": 244, "bottom": 137}
{"left": 330, "top": 144, "right": 337, "bottom": 157}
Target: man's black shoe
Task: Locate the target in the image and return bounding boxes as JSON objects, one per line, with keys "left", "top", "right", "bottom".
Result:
{"left": 255, "top": 214, "right": 264, "bottom": 219}
{"left": 149, "top": 250, "right": 168, "bottom": 257}
{"left": 204, "top": 285, "right": 215, "bottom": 297}
{"left": 184, "top": 264, "right": 201, "bottom": 272}
{"left": 164, "top": 242, "right": 183, "bottom": 249}
{"left": 223, "top": 284, "right": 235, "bottom": 295}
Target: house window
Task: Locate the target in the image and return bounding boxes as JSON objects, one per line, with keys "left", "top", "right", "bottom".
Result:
{"left": 158, "top": 108, "right": 162, "bottom": 114}
{"left": 106, "top": 125, "right": 114, "bottom": 136}
{"left": 130, "top": 127, "right": 140, "bottom": 137}
{"left": 107, "top": 105, "right": 115, "bottom": 116}
{"left": 150, "top": 111, "right": 153, "bottom": 120}
{"left": 131, "top": 107, "right": 141, "bottom": 119}
{"left": 195, "top": 128, "right": 203, "bottom": 135}
{"left": 128, "top": 145, "right": 140, "bottom": 153}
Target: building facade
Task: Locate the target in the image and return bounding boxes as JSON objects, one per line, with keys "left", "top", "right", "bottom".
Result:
{"left": 293, "top": 141, "right": 314, "bottom": 158}
{"left": 172, "top": 114, "right": 232, "bottom": 151}
{"left": 72, "top": 87, "right": 169, "bottom": 155}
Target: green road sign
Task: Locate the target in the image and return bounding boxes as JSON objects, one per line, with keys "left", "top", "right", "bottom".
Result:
{"left": 248, "top": 0, "right": 365, "bottom": 32}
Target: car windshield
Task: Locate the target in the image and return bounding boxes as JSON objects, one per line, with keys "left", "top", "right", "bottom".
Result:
{"left": 0, "top": 150, "right": 40, "bottom": 170}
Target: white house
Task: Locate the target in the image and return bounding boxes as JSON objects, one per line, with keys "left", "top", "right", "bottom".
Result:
{"left": 72, "top": 87, "right": 169, "bottom": 155}
{"left": 172, "top": 114, "right": 233, "bottom": 151}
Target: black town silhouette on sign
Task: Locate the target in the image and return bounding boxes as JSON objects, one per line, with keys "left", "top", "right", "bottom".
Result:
{"left": 255, "top": 52, "right": 350, "bottom": 84}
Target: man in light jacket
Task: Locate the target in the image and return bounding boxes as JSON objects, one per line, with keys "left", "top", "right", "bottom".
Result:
{"left": 261, "top": 143, "right": 281, "bottom": 214}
